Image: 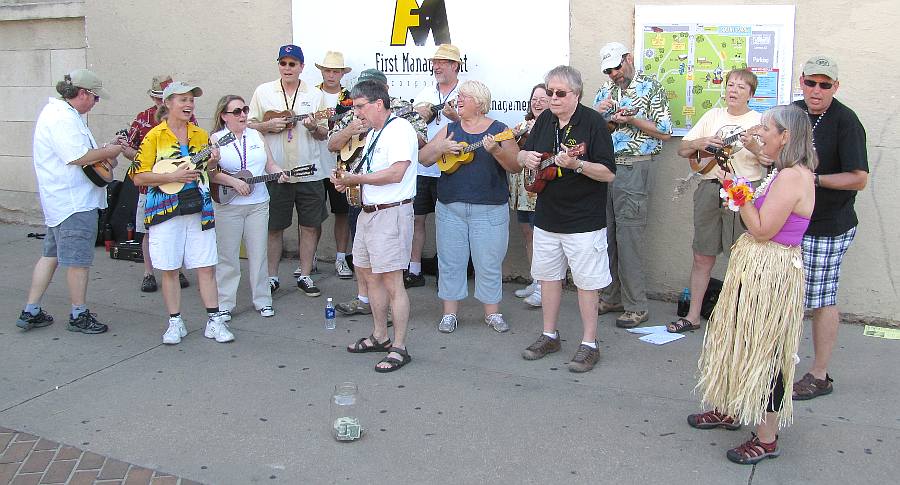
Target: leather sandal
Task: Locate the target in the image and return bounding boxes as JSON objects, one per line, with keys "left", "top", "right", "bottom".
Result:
{"left": 792, "top": 373, "right": 833, "bottom": 400}
{"left": 374, "top": 347, "right": 411, "bottom": 373}
{"left": 347, "top": 334, "right": 391, "bottom": 353}
{"left": 667, "top": 317, "right": 701, "bottom": 333}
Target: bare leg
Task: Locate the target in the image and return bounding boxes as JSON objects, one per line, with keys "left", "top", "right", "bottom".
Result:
{"left": 363, "top": 267, "right": 390, "bottom": 341}
{"left": 375, "top": 269, "right": 410, "bottom": 371}
{"left": 333, "top": 213, "right": 350, "bottom": 254}
{"left": 577, "top": 288, "right": 599, "bottom": 342}
{"left": 809, "top": 306, "right": 840, "bottom": 380}
{"left": 410, "top": 215, "right": 427, "bottom": 269}
{"left": 483, "top": 302, "right": 499, "bottom": 317}
{"left": 195, "top": 266, "right": 218, "bottom": 308}
{"left": 755, "top": 412, "right": 779, "bottom": 444}
{"left": 298, "top": 224, "right": 321, "bottom": 275}
{"left": 141, "top": 235, "right": 154, "bottom": 275}
{"left": 519, "top": 222, "right": 534, "bottom": 270}
{"left": 66, "top": 266, "right": 89, "bottom": 306}
{"left": 686, "top": 253, "right": 715, "bottom": 324}
{"left": 25, "top": 256, "right": 58, "bottom": 304}
{"left": 160, "top": 269, "right": 181, "bottom": 315}
{"left": 267, "top": 230, "right": 283, "bottom": 276}
{"left": 540, "top": 279, "right": 562, "bottom": 334}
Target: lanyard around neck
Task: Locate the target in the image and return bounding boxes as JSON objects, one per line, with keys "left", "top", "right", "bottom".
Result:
{"left": 362, "top": 116, "right": 398, "bottom": 174}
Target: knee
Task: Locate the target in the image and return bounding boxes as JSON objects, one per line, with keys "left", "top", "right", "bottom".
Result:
{"left": 692, "top": 253, "right": 715, "bottom": 270}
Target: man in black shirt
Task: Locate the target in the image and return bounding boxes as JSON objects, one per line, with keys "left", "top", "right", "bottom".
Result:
{"left": 518, "top": 65, "right": 616, "bottom": 373}
{"left": 791, "top": 56, "right": 869, "bottom": 401}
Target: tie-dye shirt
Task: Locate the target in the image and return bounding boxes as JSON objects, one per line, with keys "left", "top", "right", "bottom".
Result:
{"left": 593, "top": 73, "right": 673, "bottom": 156}
{"left": 129, "top": 120, "right": 215, "bottom": 230}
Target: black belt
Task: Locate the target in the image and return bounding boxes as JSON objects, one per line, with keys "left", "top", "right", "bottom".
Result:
{"left": 362, "top": 198, "right": 412, "bottom": 213}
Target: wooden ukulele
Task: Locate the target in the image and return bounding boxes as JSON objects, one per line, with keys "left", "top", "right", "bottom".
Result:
{"left": 688, "top": 124, "right": 749, "bottom": 174}
{"left": 523, "top": 142, "right": 587, "bottom": 194}
{"left": 333, "top": 163, "right": 362, "bottom": 207}
{"left": 82, "top": 128, "right": 134, "bottom": 187}
{"left": 151, "top": 133, "right": 236, "bottom": 194}
{"left": 262, "top": 108, "right": 336, "bottom": 126}
{"left": 606, "top": 107, "right": 637, "bottom": 132}
{"left": 437, "top": 128, "right": 519, "bottom": 174}
{"left": 210, "top": 164, "right": 317, "bottom": 204}
{"left": 338, "top": 103, "right": 438, "bottom": 163}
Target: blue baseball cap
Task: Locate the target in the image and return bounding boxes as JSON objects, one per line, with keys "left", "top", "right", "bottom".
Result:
{"left": 277, "top": 44, "right": 304, "bottom": 63}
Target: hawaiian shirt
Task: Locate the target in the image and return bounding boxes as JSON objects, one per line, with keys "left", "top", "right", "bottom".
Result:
{"left": 508, "top": 119, "right": 536, "bottom": 211}
{"left": 328, "top": 97, "right": 427, "bottom": 168}
{"left": 593, "top": 72, "right": 672, "bottom": 156}
{"left": 126, "top": 106, "right": 196, "bottom": 194}
{"left": 129, "top": 121, "right": 215, "bottom": 230}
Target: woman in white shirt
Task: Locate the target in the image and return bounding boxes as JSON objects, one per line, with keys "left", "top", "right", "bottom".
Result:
{"left": 210, "top": 95, "right": 287, "bottom": 318}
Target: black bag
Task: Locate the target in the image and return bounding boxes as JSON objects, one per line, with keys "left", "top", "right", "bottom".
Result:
{"left": 95, "top": 180, "right": 123, "bottom": 245}
{"left": 700, "top": 277, "right": 724, "bottom": 320}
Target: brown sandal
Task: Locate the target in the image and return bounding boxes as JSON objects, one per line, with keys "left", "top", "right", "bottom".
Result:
{"left": 792, "top": 373, "right": 833, "bottom": 400}
{"left": 667, "top": 317, "right": 701, "bottom": 333}
{"left": 726, "top": 434, "right": 780, "bottom": 465}
{"left": 687, "top": 410, "right": 741, "bottom": 430}
{"left": 347, "top": 334, "right": 392, "bottom": 353}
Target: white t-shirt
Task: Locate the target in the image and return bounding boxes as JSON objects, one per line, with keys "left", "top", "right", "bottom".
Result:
{"left": 684, "top": 107, "right": 764, "bottom": 181}
{"left": 414, "top": 82, "right": 459, "bottom": 177}
{"left": 32, "top": 97, "right": 107, "bottom": 227}
{"left": 247, "top": 79, "right": 326, "bottom": 182}
{"left": 212, "top": 128, "right": 270, "bottom": 205}
{"left": 360, "top": 115, "right": 418, "bottom": 205}
{"left": 318, "top": 90, "right": 341, "bottom": 175}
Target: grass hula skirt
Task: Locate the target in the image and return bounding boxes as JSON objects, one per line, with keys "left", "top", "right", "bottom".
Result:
{"left": 696, "top": 233, "right": 805, "bottom": 428}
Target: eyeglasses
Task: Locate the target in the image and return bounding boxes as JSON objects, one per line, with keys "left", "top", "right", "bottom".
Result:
{"left": 545, "top": 89, "right": 572, "bottom": 98}
{"left": 530, "top": 96, "right": 550, "bottom": 104}
{"left": 85, "top": 89, "right": 100, "bottom": 102}
{"left": 802, "top": 78, "right": 834, "bottom": 90}
{"left": 279, "top": 60, "right": 299, "bottom": 67}
{"left": 603, "top": 63, "right": 624, "bottom": 75}
{"left": 352, "top": 101, "right": 371, "bottom": 111}
{"left": 226, "top": 106, "right": 250, "bottom": 116}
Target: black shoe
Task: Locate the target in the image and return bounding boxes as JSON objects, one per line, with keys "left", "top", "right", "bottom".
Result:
{"left": 178, "top": 272, "right": 190, "bottom": 289}
{"left": 68, "top": 310, "right": 108, "bottom": 334}
{"left": 404, "top": 271, "right": 425, "bottom": 288}
{"left": 16, "top": 309, "right": 54, "bottom": 331}
{"left": 269, "top": 278, "right": 280, "bottom": 293}
{"left": 297, "top": 276, "right": 321, "bottom": 297}
{"left": 141, "top": 274, "right": 158, "bottom": 292}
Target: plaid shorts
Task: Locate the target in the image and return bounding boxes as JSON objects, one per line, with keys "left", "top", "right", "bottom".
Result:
{"left": 802, "top": 226, "right": 857, "bottom": 309}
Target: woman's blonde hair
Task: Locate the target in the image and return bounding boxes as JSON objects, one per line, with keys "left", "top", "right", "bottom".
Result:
{"left": 458, "top": 80, "right": 491, "bottom": 115}
{"left": 212, "top": 95, "right": 245, "bottom": 133}
{"left": 763, "top": 104, "right": 818, "bottom": 172}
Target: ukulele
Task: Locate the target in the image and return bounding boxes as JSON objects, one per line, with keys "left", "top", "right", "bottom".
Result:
{"left": 523, "top": 142, "right": 587, "bottom": 194}
{"left": 151, "top": 133, "right": 236, "bottom": 194}
{"left": 437, "top": 128, "right": 519, "bottom": 174}
{"left": 262, "top": 108, "right": 336, "bottom": 126}
{"left": 210, "top": 164, "right": 317, "bottom": 204}
{"left": 81, "top": 128, "right": 135, "bottom": 187}
{"left": 606, "top": 107, "right": 637, "bottom": 132}
{"left": 338, "top": 103, "right": 440, "bottom": 163}
{"left": 688, "top": 124, "right": 750, "bottom": 174}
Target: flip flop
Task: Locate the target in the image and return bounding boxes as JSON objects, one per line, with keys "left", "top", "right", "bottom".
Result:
{"left": 667, "top": 317, "right": 701, "bottom": 333}
{"left": 374, "top": 347, "right": 411, "bottom": 373}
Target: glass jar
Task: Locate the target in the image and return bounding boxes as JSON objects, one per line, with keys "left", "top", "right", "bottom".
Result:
{"left": 331, "top": 382, "right": 363, "bottom": 441}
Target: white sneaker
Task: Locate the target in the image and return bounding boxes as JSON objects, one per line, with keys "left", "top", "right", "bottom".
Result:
{"left": 292, "top": 266, "right": 302, "bottom": 277}
{"left": 438, "top": 314, "right": 458, "bottom": 333}
{"left": 259, "top": 306, "right": 275, "bottom": 317}
{"left": 335, "top": 259, "right": 353, "bottom": 279}
{"left": 162, "top": 316, "right": 187, "bottom": 345}
{"left": 204, "top": 315, "right": 235, "bottom": 343}
{"left": 220, "top": 310, "right": 232, "bottom": 322}
{"left": 514, "top": 282, "right": 537, "bottom": 298}
{"left": 524, "top": 287, "right": 542, "bottom": 307}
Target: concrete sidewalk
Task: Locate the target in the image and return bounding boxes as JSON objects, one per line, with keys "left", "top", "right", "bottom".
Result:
{"left": 0, "top": 222, "right": 896, "bottom": 484}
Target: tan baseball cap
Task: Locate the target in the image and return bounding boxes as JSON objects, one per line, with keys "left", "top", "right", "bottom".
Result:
{"left": 162, "top": 81, "right": 203, "bottom": 99}
{"left": 67, "top": 69, "right": 111, "bottom": 99}
{"left": 148, "top": 75, "right": 173, "bottom": 98}
{"left": 431, "top": 44, "right": 462, "bottom": 63}
{"left": 803, "top": 55, "right": 838, "bottom": 81}
{"left": 315, "top": 51, "right": 351, "bottom": 73}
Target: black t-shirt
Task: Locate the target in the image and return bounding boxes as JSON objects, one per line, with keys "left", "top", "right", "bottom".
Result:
{"left": 793, "top": 98, "right": 868, "bottom": 236}
{"left": 524, "top": 104, "right": 615, "bottom": 233}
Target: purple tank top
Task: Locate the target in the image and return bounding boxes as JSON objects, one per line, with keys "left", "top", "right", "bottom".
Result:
{"left": 753, "top": 173, "right": 810, "bottom": 246}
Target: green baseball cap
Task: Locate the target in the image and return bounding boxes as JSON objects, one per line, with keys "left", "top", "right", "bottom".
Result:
{"left": 803, "top": 55, "right": 838, "bottom": 81}
{"left": 67, "top": 69, "right": 111, "bottom": 99}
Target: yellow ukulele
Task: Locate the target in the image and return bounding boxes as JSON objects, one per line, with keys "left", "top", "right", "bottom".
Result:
{"left": 437, "top": 128, "right": 517, "bottom": 174}
{"left": 151, "top": 133, "right": 236, "bottom": 194}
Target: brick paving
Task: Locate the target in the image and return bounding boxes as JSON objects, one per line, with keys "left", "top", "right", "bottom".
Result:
{"left": 0, "top": 427, "right": 201, "bottom": 485}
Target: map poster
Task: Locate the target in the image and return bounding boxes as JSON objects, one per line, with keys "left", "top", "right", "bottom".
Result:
{"left": 634, "top": 5, "right": 795, "bottom": 136}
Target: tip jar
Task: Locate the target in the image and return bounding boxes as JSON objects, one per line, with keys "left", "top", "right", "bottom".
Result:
{"left": 331, "top": 382, "right": 363, "bottom": 441}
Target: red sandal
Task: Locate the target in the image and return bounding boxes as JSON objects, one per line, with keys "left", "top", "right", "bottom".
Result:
{"left": 687, "top": 410, "right": 741, "bottom": 430}
{"left": 726, "top": 434, "right": 780, "bottom": 465}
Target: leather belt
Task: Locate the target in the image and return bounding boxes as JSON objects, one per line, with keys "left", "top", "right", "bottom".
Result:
{"left": 362, "top": 198, "right": 412, "bottom": 213}
{"left": 615, "top": 155, "right": 652, "bottom": 166}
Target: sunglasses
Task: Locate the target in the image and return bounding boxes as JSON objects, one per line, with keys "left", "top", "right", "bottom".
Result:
{"left": 545, "top": 89, "right": 572, "bottom": 98}
{"left": 802, "top": 78, "right": 834, "bottom": 90}
{"left": 85, "top": 89, "right": 100, "bottom": 102}
{"left": 279, "top": 60, "right": 299, "bottom": 67}
{"left": 603, "top": 63, "right": 624, "bottom": 76}
{"left": 225, "top": 106, "right": 250, "bottom": 116}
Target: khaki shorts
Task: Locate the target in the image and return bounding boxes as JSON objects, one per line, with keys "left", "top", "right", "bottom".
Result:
{"left": 531, "top": 227, "right": 611, "bottom": 290}
{"left": 352, "top": 203, "right": 414, "bottom": 274}
{"left": 267, "top": 180, "right": 328, "bottom": 231}
{"left": 692, "top": 180, "right": 749, "bottom": 256}
{"left": 135, "top": 192, "right": 148, "bottom": 233}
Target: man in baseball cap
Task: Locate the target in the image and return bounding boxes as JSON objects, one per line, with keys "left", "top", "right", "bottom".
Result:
{"left": 791, "top": 55, "right": 869, "bottom": 402}
{"left": 67, "top": 68, "right": 112, "bottom": 99}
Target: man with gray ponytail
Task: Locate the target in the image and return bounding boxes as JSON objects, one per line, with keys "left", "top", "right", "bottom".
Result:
{"left": 16, "top": 69, "right": 122, "bottom": 334}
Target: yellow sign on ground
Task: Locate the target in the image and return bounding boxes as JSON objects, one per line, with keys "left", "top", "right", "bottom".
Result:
{"left": 863, "top": 325, "right": 900, "bottom": 340}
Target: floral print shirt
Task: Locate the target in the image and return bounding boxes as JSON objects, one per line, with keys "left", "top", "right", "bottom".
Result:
{"left": 593, "top": 73, "right": 672, "bottom": 156}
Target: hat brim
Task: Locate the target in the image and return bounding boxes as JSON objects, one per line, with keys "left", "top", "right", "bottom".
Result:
{"left": 431, "top": 55, "right": 461, "bottom": 63}
{"left": 93, "top": 87, "right": 112, "bottom": 99}
{"left": 148, "top": 89, "right": 164, "bottom": 98}
{"left": 803, "top": 68, "right": 837, "bottom": 80}
{"left": 315, "top": 63, "right": 351, "bottom": 73}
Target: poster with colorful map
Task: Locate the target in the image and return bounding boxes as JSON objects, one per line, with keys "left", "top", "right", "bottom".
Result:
{"left": 634, "top": 5, "right": 794, "bottom": 136}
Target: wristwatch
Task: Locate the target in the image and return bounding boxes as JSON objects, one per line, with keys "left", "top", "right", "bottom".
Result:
{"left": 814, "top": 173, "right": 820, "bottom": 187}
{"left": 575, "top": 160, "right": 585, "bottom": 174}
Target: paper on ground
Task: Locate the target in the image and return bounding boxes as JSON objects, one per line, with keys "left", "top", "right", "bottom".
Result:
{"left": 639, "top": 332, "right": 686, "bottom": 345}
{"left": 863, "top": 325, "right": 900, "bottom": 340}
{"left": 626, "top": 325, "right": 669, "bottom": 335}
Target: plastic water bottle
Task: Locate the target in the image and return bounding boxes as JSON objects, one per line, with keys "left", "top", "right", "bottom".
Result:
{"left": 325, "top": 298, "right": 336, "bottom": 330}
{"left": 677, "top": 288, "right": 691, "bottom": 317}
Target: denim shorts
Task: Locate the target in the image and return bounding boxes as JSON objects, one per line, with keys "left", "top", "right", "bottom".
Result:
{"left": 43, "top": 209, "right": 98, "bottom": 267}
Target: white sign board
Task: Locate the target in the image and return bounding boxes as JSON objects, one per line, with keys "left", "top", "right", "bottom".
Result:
{"left": 292, "top": 0, "right": 570, "bottom": 130}
{"left": 634, "top": 4, "right": 795, "bottom": 135}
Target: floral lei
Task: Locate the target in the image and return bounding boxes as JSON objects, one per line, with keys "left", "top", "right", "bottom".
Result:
{"left": 719, "top": 168, "right": 778, "bottom": 212}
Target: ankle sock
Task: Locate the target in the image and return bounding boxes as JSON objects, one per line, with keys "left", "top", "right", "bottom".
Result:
{"left": 269, "top": 276, "right": 279, "bottom": 283}
{"left": 408, "top": 262, "right": 421, "bottom": 275}
{"left": 71, "top": 304, "right": 86, "bottom": 319}
{"left": 336, "top": 252, "right": 346, "bottom": 261}
{"left": 581, "top": 340, "right": 597, "bottom": 349}
{"left": 206, "top": 307, "right": 220, "bottom": 318}
{"left": 24, "top": 303, "right": 41, "bottom": 316}
{"left": 358, "top": 295, "right": 370, "bottom": 304}
{"left": 542, "top": 331, "right": 558, "bottom": 339}
{"left": 169, "top": 313, "right": 181, "bottom": 319}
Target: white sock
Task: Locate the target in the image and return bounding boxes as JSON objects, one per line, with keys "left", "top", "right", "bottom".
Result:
{"left": 269, "top": 276, "right": 279, "bottom": 283}
{"left": 336, "top": 252, "right": 346, "bottom": 261}
{"left": 358, "top": 295, "right": 369, "bottom": 304}
{"left": 581, "top": 340, "right": 597, "bottom": 349}
{"left": 542, "top": 331, "right": 558, "bottom": 339}
{"left": 408, "top": 261, "right": 422, "bottom": 274}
